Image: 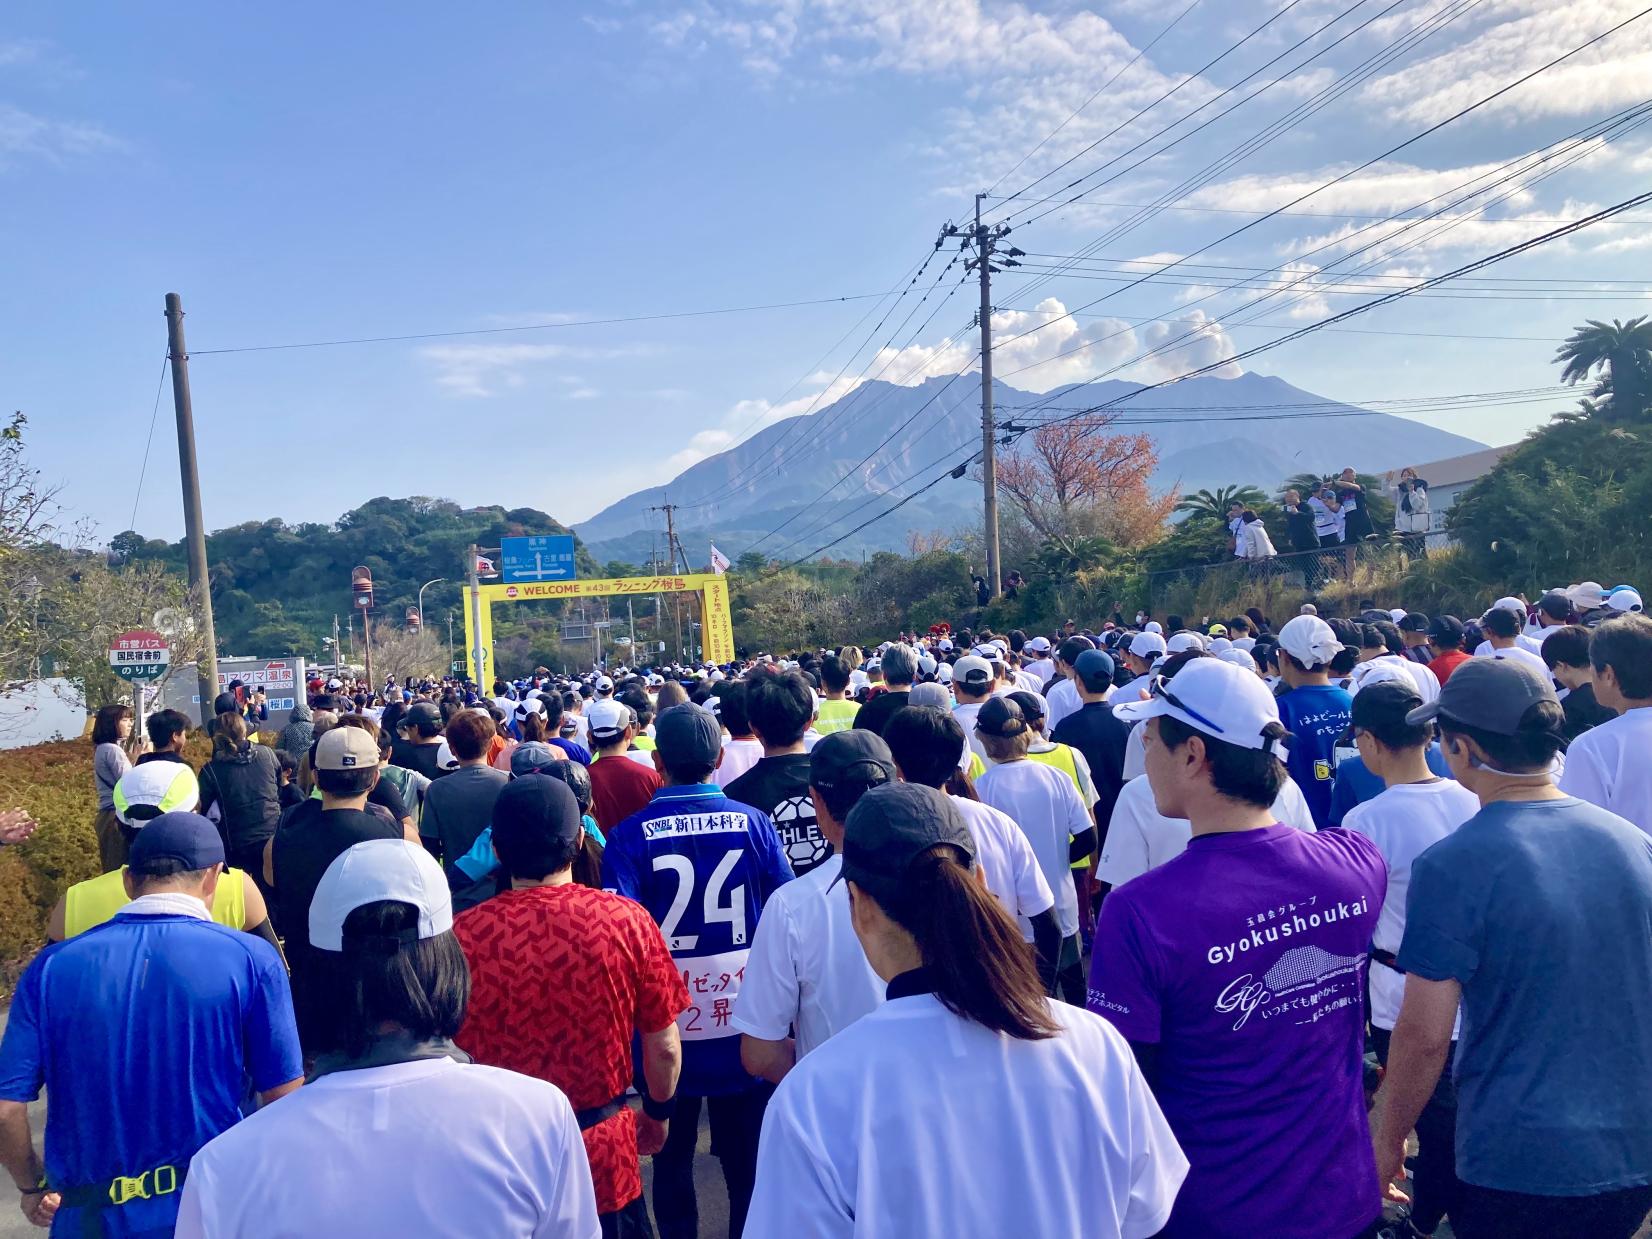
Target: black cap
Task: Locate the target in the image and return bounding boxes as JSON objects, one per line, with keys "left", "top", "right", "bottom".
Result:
{"left": 1351, "top": 680, "right": 1424, "bottom": 732}
{"left": 1005, "top": 690, "right": 1046, "bottom": 722}
{"left": 1427, "top": 614, "right": 1465, "bottom": 643}
{"left": 490, "top": 776, "right": 583, "bottom": 876}
{"left": 128, "top": 811, "right": 225, "bottom": 875}
{"left": 534, "top": 759, "right": 593, "bottom": 815}
{"left": 404, "top": 701, "right": 443, "bottom": 735}
{"left": 1398, "top": 612, "right": 1430, "bottom": 634}
{"left": 212, "top": 692, "right": 238, "bottom": 715}
{"left": 809, "top": 730, "right": 896, "bottom": 792}
{"left": 974, "top": 696, "right": 1028, "bottom": 738}
{"left": 838, "top": 783, "right": 976, "bottom": 908}
{"left": 655, "top": 703, "right": 722, "bottom": 769}
{"left": 1537, "top": 591, "right": 1571, "bottom": 620}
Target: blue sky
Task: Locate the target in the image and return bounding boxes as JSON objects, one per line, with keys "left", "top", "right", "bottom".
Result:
{"left": 7, "top": 0, "right": 1651, "bottom": 542}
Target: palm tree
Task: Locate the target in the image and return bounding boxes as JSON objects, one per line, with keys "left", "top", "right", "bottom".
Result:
{"left": 1175, "top": 484, "right": 1267, "bottom": 521}
{"left": 1556, "top": 317, "right": 1652, "bottom": 422}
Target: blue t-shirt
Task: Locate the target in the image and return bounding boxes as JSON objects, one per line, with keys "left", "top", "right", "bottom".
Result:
{"left": 0, "top": 911, "right": 302, "bottom": 1237}
{"left": 549, "top": 738, "right": 592, "bottom": 766}
{"left": 1398, "top": 796, "right": 1652, "bottom": 1194}
{"left": 602, "top": 783, "right": 794, "bottom": 1096}
{"left": 1326, "top": 747, "right": 1452, "bottom": 828}
{"left": 1275, "top": 684, "right": 1353, "bottom": 829}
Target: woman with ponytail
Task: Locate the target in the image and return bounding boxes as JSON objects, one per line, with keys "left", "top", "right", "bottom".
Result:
{"left": 743, "top": 781, "right": 1187, "bottom": 1238}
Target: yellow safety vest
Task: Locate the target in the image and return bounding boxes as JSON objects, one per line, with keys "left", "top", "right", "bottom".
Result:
{"left": 1029, "top": 744, "right": 1092, "bottom": 870}
{"left": 62, "top": 867, "right": 249, "bottom": 938}
{"left": 966, "top": 750, "right": 986, "bottom": 782}
{"left": 815, "top": 699, "right": 861, "bottom": 735}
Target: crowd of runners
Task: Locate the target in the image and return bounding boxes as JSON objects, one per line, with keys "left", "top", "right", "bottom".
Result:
{"left": 3, "top": 578, "right": 1652, "bottom": 1238}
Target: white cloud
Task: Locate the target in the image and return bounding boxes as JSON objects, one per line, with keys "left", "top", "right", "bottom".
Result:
{"left": 419, "top": 342, "right": 649, "bottom": 398}
{"left": 1362, "top": 0, "right": 1652, "bottom": 124}
{"left": 0, "top": 102, "right": 119, "bottom": 168}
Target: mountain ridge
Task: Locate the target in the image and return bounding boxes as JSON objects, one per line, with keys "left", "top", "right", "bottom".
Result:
{"left": 576, "top": 370, "right": 1484, "bottom": 565}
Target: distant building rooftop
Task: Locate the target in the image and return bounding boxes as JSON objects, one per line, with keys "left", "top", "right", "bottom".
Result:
{"left": 1396, "top": 444, "right": 1516, "bottom": 489}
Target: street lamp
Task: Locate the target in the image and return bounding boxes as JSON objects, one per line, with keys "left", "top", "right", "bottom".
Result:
{"left": 417, "top": 578, "right": 446, "bottom": 629}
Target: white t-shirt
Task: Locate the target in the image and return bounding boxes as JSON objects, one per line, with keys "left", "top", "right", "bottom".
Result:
{"left": 175, "top": 1057, "right": 599, "bottom": 1238}
{"left": 950, "top": 795, "right": 1057, "bottom": 941}
{"left": 1011, "top": 669, "right": 1043, "bottom": 693}
{"left": 744, "top": 992, "right": 1187, "bottom": 1239}
{"left": 1122, "top": 720, "right": 1147, "bottom": 782}
{"left": 1044, "top": 675, "right": 1085, "bottom": 733}
{"left": 1474, "top": 634, "right": 1543, "bottom": 658}
{"left": 1025, "top": 657, "right": 1056, "bottom": 686}
{"left": 976, "top": 759, "right": 1093, "bottom": 938}
{"left": 1342, "top": 778, "right": 1479, "bottom": 1030}
{"left": 953, "top": 700, "right": 987, "bottom": 761}
{"left": 730, "top": 854, "right": 884, "bottom": 1059}
{"left": 566, "top": 711, "right": 589, "bottom": 747}
{"left": 1478, "top": 643, "right": 1552, "bottom": 683}
{"left": 1097, "top": 774, "right": 1315, "bottom": 889}
{"left": 714, "top": 736, "right": 764, "bottom": 786}
{"left": 1560, "top": 706, "right": 1652, "bottom": 834}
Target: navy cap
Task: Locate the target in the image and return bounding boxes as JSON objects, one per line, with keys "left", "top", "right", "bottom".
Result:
{"left": 655, "top": 703, "right": 722, "bottom": 769}
{"left": 1427, "top": 615, "right": 1466, "bottom": 643}
{"left": 1074, "top": 648, "right": 1115, "bottom": 691}
{"left": 509, "top": 741, "right": 563, "bottom": 777}
{"left": 975, "top": 696, "right": 1028, "bottom": 738}
{"left": 127, "top": 811, "right": 225, "bottom": 875}
{"left": 490, "top": 776, "right": 583, "bottom": 878}
{"left": 838, "top": 783, "right": 976, "bottom": 909}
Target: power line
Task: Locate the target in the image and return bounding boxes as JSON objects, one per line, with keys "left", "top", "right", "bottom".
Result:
{"left": 128, "top": 356, "right": 170, "bottom": 532}
{"left": 186, "top": 292, "right": 893, "bottom": 356}
{"left": 984, "top": 194, "right": 1592, "bottom": 226}
{"left": 983, "top": 12, "right": 1652, "bottom": 374}
{"left": 1015, "top": 253, "right": 1652, "bottom": 285}
{"left": 984, "top": 0, "right": 1204, "bottom": 199}
{"left": 773, "top": 188, "right": 1648, "bottom": 567}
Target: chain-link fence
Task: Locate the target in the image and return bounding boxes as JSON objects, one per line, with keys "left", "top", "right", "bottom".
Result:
{"left": 1143, "top": 537, "right": 1430, "bottom": 620}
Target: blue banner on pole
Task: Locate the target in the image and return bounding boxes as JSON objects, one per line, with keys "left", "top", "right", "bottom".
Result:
{"left": 500, "top": 535, "right": 577, "bottom": 583}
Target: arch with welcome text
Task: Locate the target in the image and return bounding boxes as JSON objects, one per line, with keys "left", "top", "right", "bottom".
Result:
{"left": 462, "top": 573, "right": 735, "bottom": 683}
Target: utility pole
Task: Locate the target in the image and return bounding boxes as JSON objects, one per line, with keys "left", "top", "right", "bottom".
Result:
{"left": 164, "top": 293, "right": 220, "bottom": 724}
{"left": 650, "top": 499, "right": 694, "bottom": 663}
{"left": 943, "top": 199, "right": 1022, "bottom": 602}
{"left": 446, "top": 610, "right": 455, "bottom": 673}
{"left": 333, "top": 614, "right": 341, "bottom": 674}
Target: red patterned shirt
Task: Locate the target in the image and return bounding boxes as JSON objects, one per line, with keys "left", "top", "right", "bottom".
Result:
{"left": 455, "top": 884, "right": 688, "bottom": 1214}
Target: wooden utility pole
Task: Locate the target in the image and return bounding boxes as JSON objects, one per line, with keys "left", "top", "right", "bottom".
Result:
{"left": 650, "top": 500, "right": 694, "bottom": 661}
{"left": 164, "top": 294, "right": 220, "bottom": 723}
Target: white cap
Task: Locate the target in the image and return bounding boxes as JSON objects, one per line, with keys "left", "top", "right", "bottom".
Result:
{"left": 909, "top": 681, "right": 951, "bottom": 710}
{"left": 1129, "top": 631, "right": 1167, "bottom": 660}
{"left": 1491, "top": 596, "right": 1526, "bottom": 615}
{"left": 917, "top": 654, "right": 938, "bottom": 675}
{"left": 309, "top": 838, "right": 453, "bottom": 953}
{"left": 1232, "top": 637, "right": 1257, "bottom": 653}
{"left": 953, "top": 655, "right": 994, "bottom": 688}
{"left": 587, "top": 698, "right": 631, "bottom": 740}
{"left": 1144, "top": 621, "right": 1163, "bottom": 635}
{"left": 1167, "top": 632, "right": 1205, "bottom": 655}
{"left": 595, "top": 675, "right": 614, "bottom": 693}
{"left": 434, "top": 737, "right": 459, "bottom": 770}
{"left": 1570, "top": 581, "right": 1606, "bottom": 609}
{"left": 937, "top": 638, "right": 954, "bottom": 652}
{"left": 1278, "top": 614, "right": 1343, "bottom": 669}
{"left": 1026, "top": 636, "right": 1052, "bottom": 653}
{"left": 936, "top": 662, "right": 954, "bottom": 684}
{"left": 1219, "top": 648, "right": 1257, "bottom": 674}
{"left": 1349, "top": 660, "right": 1415, "bottom": 695}
{"left": 1208, "top": 637, "right": 1233, "bottom": 655}
{"left": 1113, "top": 657, "right": 1286, "bottom": 755}
{"left": 973, "top": 643, "right": 1003, "bottom": 662}
{"left": 514, "top": 696, "right": 545, "bottom": 718}
{"left": 1609, "top": 588, "right": 1644, "bottom": 613}
{"left": 113, "top": 761, "right": 200, "bottom": 826}
{"left": 1388, "top": 609, "right": 1407, "bottom": 623}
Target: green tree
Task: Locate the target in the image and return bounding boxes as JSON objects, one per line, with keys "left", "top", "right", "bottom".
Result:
{"left": 1174, "top": 485, "right": 1267, "bottom": 521}
{"left": 735, "top": 550, "right": 769, "bottom": 575}
{"left": 1556, "top": 317, "right": 1652, "bottom": 422}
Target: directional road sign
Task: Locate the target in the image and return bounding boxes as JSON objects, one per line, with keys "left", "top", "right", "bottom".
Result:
{"left": 500, "top": 535, "right": 577, "bottom": 584}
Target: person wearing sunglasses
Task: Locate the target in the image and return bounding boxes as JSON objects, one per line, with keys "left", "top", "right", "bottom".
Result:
{"left": 1089, "top": 657, "right": 1387, "bottom": 1239}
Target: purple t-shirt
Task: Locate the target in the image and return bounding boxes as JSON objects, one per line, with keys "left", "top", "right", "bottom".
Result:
{"left": 1088, "top": 824, "right": 1386, "bottom": 1239}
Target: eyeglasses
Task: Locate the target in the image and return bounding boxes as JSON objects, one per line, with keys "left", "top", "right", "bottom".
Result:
{"left": 1149, "top": 674, "right": 1226, "bottom": 735}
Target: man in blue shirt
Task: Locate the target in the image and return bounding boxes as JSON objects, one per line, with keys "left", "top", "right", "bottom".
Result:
{"left": 1371, "top": 659, "right": 1652, "bottom": 1239}
{"left": 1274, "top": 615, "right": 1354, "bottom": 828}
{"left": 0, "top": 813, "right": 303, "bottom": 1236}
{"left": 603, "top": 702, "right": 793, "bottom": 1239}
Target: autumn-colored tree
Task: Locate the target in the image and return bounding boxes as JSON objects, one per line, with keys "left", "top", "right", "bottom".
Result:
{"left": 994, "top": 415, "right": 1175, "bottom": 554}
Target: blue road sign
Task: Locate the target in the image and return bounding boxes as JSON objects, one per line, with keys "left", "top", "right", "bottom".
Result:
{"left": 501, "top": 535, "right": 577, "bottom": 583}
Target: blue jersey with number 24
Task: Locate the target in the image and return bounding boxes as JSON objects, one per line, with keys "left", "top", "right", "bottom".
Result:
{"left": 602, "top": 783, "right": 794, "bottom": 1095}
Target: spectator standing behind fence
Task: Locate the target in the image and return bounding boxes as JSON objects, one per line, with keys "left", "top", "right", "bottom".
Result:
{"left": 1392, "top": 466, "right": 1430, "bottom": 536}
{"left": 1336, "top": 468, "right": 1376, "bottom": 542}
{"left": 1308, "top": 483, "right": 1343, "bottom": 547}
{"left": 1237, "top": 510, "right": 1276, "bottom": 563}
{"left": 1281, "top": 490, "right": 1319, "bottom": 555}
